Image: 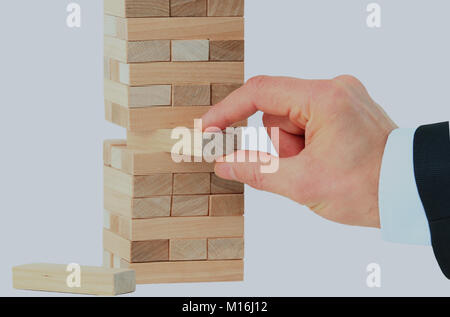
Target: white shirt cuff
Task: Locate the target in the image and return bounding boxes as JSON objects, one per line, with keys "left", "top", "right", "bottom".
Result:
{"left": 379, "top": 128, "right": 431, "bottom": 245}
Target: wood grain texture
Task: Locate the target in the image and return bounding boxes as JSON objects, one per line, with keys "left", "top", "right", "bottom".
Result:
{"left": 170, "top": 239, "right": 207, "bottom": 261}
{"left": 105, "top": 80, "right": 171, "bottom": 108}
{"left": 104, "top": 0, "right": 170, "bottom": 18}
{"left": 173, "top": 173, "right": 210, "bottom": 194}
{"left": 105, "top": 101, "right": 209, "bottom": 130}
{"left": 125, "top": 216, "right": 244, "bottom": 241}
{"left": 105, "top": 16, "right": 244, "bottom": 41}
{"left": 110, "top": 212, "right": 132, "bottom": 239}
{"left": 103, "top": 229, "right": 169, "bottom": 263}
{"left": 172, "top": 195, "right": 209, "bottom": 216}
{"left": 104, "top": 37, "right": 171, "bottom": 63}
{"left": 121, "top": 260, "right": 243, "bottom": 284}
{"left": 171, "top": 0, "right": 206, "bottom": 17}
{"left": 109, "top": 146, "right": 215, "bottom": 175}
{"left": 211, "top": 83, "right": 242, "bottom": 104}
{"left": 207, "top": 0, "right": 244, "bottom": 16}
{"left": 208, "top": 238, "right": 244, "bottom": 260}
{"left": 172, "top": 84, "right": 210, "bottom": 106}
{"left": 104, "top": 166, "right": 173, "bottom": 197}
{"left": 210, "top": 40, "right": 244, "bottom": 61}
{"left": 104, "top": 187, "right": 171, "bottom": 219}
{"left": 211, "top": 173, "right": 244, "bottom": 194}
{"left": 12, "top": 263, "right": 135, "bottom": 296}
{"left": 119, "top": 62, "right": 244, "bottom": 86}
{"left": 104, "top": 140, "right": 127, "bottom": 167}
{"left": 172, "top": 40, "right": 209, "bottom": 61}
{"left": 209, "top": 194, "right": 244, "bottom": 216}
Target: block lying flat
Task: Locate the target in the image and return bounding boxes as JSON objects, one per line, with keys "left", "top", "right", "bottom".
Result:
{"left": 104, "top": 16, "right": 244, "bottom": 41}
{"left": 171, "top": 0, "right": 207, "bottom": 17}
{"left": 105, "top": 80, "right": 171, "bottom": 108}
{"left": 207, "top": 0, "right": 244, "bottom": 17}
{"left": 12, "top": 263, "right": 135, "bottom": 296}
{"left": 104, "top": 37, "right": 171, "bottom": 63}
{"left": 104, "top": 0, "right": 170, "bottom": 18}
{"left": 120, "top": 260, "right": 244, "bottom": 284}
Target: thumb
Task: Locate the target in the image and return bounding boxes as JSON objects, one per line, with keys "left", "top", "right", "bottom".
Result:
{"left": 214, "top": 150, "right": 306, "bottom": 200}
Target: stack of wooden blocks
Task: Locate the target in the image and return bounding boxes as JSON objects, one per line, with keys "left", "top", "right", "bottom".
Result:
{"left": 102, "top": 0, "right": 246, "bottom": 284}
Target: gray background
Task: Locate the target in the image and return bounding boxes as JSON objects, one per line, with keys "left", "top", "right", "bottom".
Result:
{"left": 1, "top": 0, "right": 450, "bottom": 296}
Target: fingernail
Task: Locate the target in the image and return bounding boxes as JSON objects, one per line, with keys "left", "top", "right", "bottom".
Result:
{"left": 215, "top": 163, "right": 237, "bottom": 181}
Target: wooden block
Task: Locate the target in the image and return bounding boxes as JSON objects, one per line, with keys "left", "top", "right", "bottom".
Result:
{"left": 104, "top": 56, "right": 111, "bottom": 79}
{"left": 104, "top": 229, "right": 169, "bottom": 263}
{"left": 211, "top": 173, "right": 244, "bottom": 194}
{"left": 104, "top": 80, "right": 171, "bottom": 108}
{"left": 109, "top": 212, "right": 132, "bottom": 239}
{"left": 104, "top": 140, "right": 127, "bottom": 167}
{"left": 121, "top": 260, "right": 243, "bottom": 284}
{"left": 172, "top": 40, "right": 209, "bottom": 62}
{"left": 208, "top": 238, "right": 244, "bottom": 260}
{"left": 172, "top": 195, "right": 209, "bottom": 217}
{"left": 12, "top": 263, "right": 135, "bottom": 296}
{"left": 173, "top": 173, "right": 210, "bottom": 194}
{"left": 170, "top": 239, "right": 207, "bottom": 261}
{"left": 207, "top": 0, "right": 244, "bottom": 16}
{"left": 104, "top": 37, "right": 170, "bottom": 63}
{"left": 105, "top": 16, "right": 244, "bottom": 41}
{"left": 211, "top": 83, "right": 242, "bottom": 104}
{"left": 118, "top": 62, "right": 244, "bottom": 86}
{"left": 104, "top": 165, "right": 172, "bottom": 197}
{"left": 173, "top": 84, "right": 210, "bottom": 106}
{"left": 104, "top": 187, "right": 171, "bottom": 219}
{"left": 209, "top": 194, "right": 244, "bottom": 216}
{"left": 171, "top": 0, "right": 207, "bottom": 17}
{"left": 210, "top": 40, "right": 244, "bottom": 61}
{"left": 104, "top": 0, "right": 170, "bottom": 18}
{"left": 103, "top": 250, "right": 113, "bottom": 268}
{"left": 110, "top": 146, "right": 215, "bottom": 175}
{"left": 105, "top": 101, "right": 209, "bottom": 130}
{"left": 110, "top": 216, "right": 244, "bottom": 241}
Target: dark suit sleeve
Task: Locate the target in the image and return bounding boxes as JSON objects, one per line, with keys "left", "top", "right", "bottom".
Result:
{"left": 414, "top": 122, "right": 450, "bottom": 278}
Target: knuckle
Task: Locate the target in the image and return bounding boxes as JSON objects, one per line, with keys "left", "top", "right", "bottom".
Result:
{"left": 240, "top": 164, "right": 266, "bottom": 190}
{"left": 246, "top": 75, "right": 270, "bottom": 91}
{"left": 333, "top": 74, "right": 360, "bottom": 86}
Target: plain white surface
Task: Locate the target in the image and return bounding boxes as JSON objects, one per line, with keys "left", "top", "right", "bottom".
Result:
{"left": 1, "top": 0, "right": 450, "bottom": 296}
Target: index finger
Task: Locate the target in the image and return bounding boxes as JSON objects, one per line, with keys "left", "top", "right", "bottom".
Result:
{"left": 202, "top": 76, "right": 315, "bottom": 130}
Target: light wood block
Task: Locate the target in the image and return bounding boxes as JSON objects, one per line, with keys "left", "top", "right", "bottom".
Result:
{"left": 103, "top": 250, "right": 114, "bottom": 268}
{"left": 170, "top": 239, "right": 207, "bottom": 261}
{"left": 207, "top": 0, "right": 244, "bottom": 16}
{"left": 105, "top": 16, "right": 244, "bottom": 41}
{"left": 210, "top": 40, "right": 244, "bottom": 61}
{"left": 211, "top": 83, "right": 242, "bottom": 104}
{"left": 105, "top": 101, "right": 209, "bottom": 130}
{"left": 104, "top": 57, "right": 121, "bottom": 81}
{"left": 173, "top": 173, "right": 210, "bottom": 194}
{"left": 118, "top": 62, "right": 244, "bottom": 86}
{"left": 110, "top": 216, "right": 244, "bottom": 241}
{"left": 172, "top": 40, "right": 209, "bottom": 62}
{"left": 173, "top": 84, "right": 210, "bottom": 106}
{"left": 171, "top": 0, "right": 207, "bottom": 17}
{"left": 104, "top": 37, "right": 171, "bottom": 63}
{"left": 12, "top": 263, "right": 135, "bottom": 296}
{"left": 104, "top": 140, "right": 127, "bottom": 167}
{"left": 104, "top": 187, "right": 171, "bottom": 219}
{"left": 211, "top": 173, "right": 244, "bottom": 194}
{"left": 209, "top": 194, "right": 244, "bottom": 216}
{"left": 109, "top": 212, "right": 132, "bottom": 239}
{"left": 105, "top": 80, "right": 171, "bottom": 108}
{"left": 121, "top": 260, "right": 243, "bottom": 284}
{"left": 172, "top": 195, "right": 209, "bottom": 217}
{"left": 104, "top": 0, "right": 170, "bottom": 18}
{"left": 104, "top": 166, "right": 172, "bottom": 197}
{"left": 208, "top": 238, "right": 244, "bottom": 260}
{"left": 104, "top": 229, "right": 169, "bottom": 263}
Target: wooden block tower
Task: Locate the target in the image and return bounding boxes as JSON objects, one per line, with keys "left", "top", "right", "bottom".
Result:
{"left": 102, "top": 0, "right": 245, "bottom": 284}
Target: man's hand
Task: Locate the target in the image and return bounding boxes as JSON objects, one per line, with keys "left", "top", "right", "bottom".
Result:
{"left": 202, "top": 75, "right": 397, "bottom": 228}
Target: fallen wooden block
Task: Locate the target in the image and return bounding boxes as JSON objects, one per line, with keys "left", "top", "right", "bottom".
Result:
{"left": 171, "top": 0, "right": 207, "bottom": 17}
{"left": 211, "top": 173, "right": 244, "bottom": 194}
{"left": 208, "top": 238, "right": 244, "bottom": 260}
{"left": 120, "top": 260, "right": 243, "bottom": 284}
{"left": 207, "top": 0, "right": 244, "bottom": 17}
{"left": 109, "top": 216, "right": 244, "bottom": 241}
{"left": 104, "top": 229, "right": 169, "bottom": 263}
{"left": 210, "top": 40, "right": 244, "bottom": 61}
{"left": 211, "top": 83, "right": 242, "bottom": 104}
{"left": 169, "top": 239, "right": 207, "bottom": 261}
{"left": 105, "top": 80, "right": 171, "bottom": 108}
{"left": 12, "top": 263, "right": 135, "bottom": 296}
{"left": 172, "top": 195, "right": 209, "bottom": 216}
{"left": 104, "top": 37, "right": 171, "bottom": 63}
{"left": 105, "top": 101, "right": 210, "bottom": 131}
{"left": 104, "top": 15, "right": 244, "bottom": 41}
{"left": 104, "top": 0, "right": 170, "bottom": 18}
{"left": 117, "top": 61, "right": 244, "bottom": 86}
{"left": 209, "top": 194, "right": 245, "bottom": 216}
